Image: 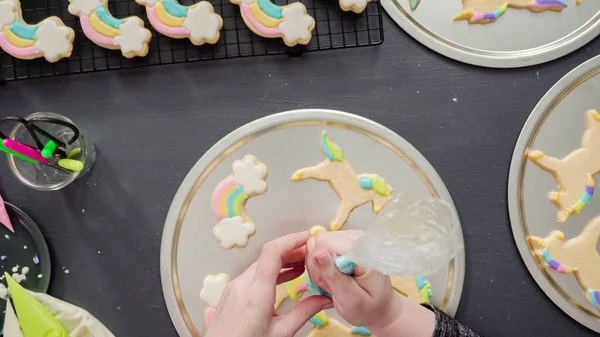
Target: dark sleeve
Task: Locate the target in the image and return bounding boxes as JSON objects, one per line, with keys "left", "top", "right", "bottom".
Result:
{"left": 421, "top": 304, "right": 483, "bottom": 337}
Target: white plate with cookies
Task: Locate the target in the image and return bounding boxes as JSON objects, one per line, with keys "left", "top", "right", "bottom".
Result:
{"left": 161, "top": 109, "right": 466, "bottom": 337}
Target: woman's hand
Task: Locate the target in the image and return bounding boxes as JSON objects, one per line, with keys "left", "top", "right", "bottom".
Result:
{"left": 206, "top": 232, "right": 333, "bottom": 337}
{"left": 305, "top": 230, "right": 435, "bottom": 337}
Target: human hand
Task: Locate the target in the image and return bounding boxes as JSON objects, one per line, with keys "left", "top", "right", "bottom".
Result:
{"left": 206, "top": 232, "right": 333, "bottom": 337}
{"left": 306, "top": 230, "right": 435, "bottom": 337}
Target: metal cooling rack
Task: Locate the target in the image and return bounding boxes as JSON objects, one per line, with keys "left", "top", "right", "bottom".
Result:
{"left": 1, "top": 0, "right": 383, "bottom": 82}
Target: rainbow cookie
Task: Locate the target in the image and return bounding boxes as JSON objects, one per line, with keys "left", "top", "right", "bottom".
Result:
{"left": 136, "top": 0, "right": 222, "bottom": 45}
{"left": 306, "top": 317, "right": 374, "bottom": 337}
{"left": 526, "top": 110, "right": 600, "bottom": 222}
{"left": 0, "top": 0, "right": 74, "bottom": 62}
{"left": 528, "top": 217, "right": 600, "bottom": 312}
{"left": 230, "top": 0, "right": 315, "bottom": 47}
{"left": 212, "top": 155, "right": 267, "bottom": 249}
{"left": 453, "top": 0, "right": 567, "bottom": 24}
{"left": 69, "top": 0, "right": 151, "bottom": 58}
{"left": 292, "top": 131, "right": 393, "bottom": 231}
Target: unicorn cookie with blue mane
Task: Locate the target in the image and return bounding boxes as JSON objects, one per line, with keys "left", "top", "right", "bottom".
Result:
{"left": 528, "top": 216, "right": 600, "bottom": 312}
{"left": 453, "top": 0, "right": 568, "bottom": 24}
{"left": 68, "top": 0, "right": 152, "bottom": 58}
{"left": 292, "top": 130, "right": 392, "bottom": 231}
{"left": 230, "top": 0, "right": 315, "bottom": 47}
{"left": 526, "top": 110, "right": 599, "bottom": 223}
{"left": 0, "top": 0, "right": 74, "bottom": 62}
{"left": 136, "top": 0, "right": 222, "bottom": 45}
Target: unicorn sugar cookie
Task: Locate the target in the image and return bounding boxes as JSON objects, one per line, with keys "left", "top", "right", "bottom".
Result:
{"left": 292, "top": 131, "right": 392, "bottom": 231}
{"left": 0, "top": 0, "right": 74, "bottom": 62}
{"left": 526, "top": 109, "right": 599, "bottom": 223}
{"left": 212, "top": 155, "right": 267, "bottom": 249}
{"left": 136, "top": 0, "right": 222, "bottom": 45}
{"left": 453, "top": 0, "right": 567, "bottom": 24}
{"left": 528, "top": 216, "right": 600, "bottom": 311}
{"left": 230, "top": 0, "right": 315, "bottom": 47}
{"left": 69, "top": 0, "right": 151, "bottom": 58}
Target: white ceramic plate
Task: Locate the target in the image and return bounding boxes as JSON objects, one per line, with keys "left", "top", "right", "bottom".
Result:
{"left": 509, "top": 55, "right": 600, "bottom": 332}
{"left": 161, "top": 109, "right": 466, "bottom": 336}
{"left": 382, "top": 0, "right": 600, "bottom": 68}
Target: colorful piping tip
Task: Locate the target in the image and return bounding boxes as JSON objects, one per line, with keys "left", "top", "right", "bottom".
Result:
{"left": 5, "top": 272, "right": 70, "bottom": 337}
{"left": 0, "top": 193, "right": 14, "bottom": 233}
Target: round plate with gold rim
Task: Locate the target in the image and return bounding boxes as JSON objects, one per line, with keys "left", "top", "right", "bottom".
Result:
{"left": 382, "top": 0, "right": 600, "bottom": 68}
{"left": 160, "top": 109, "right": 466, "bottom": 337}
{"left": 509, "top": 55, "right": 600, "bottom": 332}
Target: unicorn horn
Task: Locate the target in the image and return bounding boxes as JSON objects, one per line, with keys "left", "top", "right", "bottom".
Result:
{"left": 453, "top": 9, "right": 473, "bottom": 21}
{"left": 0, "top": 193, "right": 14, "bottom": 233}
{"left": 5, "top": 272, "right": 70, "bottom": 337}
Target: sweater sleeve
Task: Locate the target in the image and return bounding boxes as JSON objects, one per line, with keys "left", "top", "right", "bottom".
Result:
{"left": 421, "top": 304, "right": 483, "bottom": 337}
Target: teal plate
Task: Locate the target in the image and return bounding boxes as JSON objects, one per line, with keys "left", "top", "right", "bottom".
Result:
{"left": 0, "top": 203, "right": 51, "bottom": 335}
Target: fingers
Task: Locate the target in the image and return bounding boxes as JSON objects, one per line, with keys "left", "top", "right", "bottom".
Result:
{"left": 277, "top": 266, "right": 305, "bottom": 285}
{"left": 311, "top": 230, "right": 364, "bottom": 257}
{"left": 273, "top": 296, "right": 333, "bottom": 336}
{"left": 282, "top": 246, "right": 307, "bottom": 266}
{"left": 314, "top": 251, "right": 364, "bottom": 300}
{"left": 255, "top": 232, "right": 311, "bottom": 285}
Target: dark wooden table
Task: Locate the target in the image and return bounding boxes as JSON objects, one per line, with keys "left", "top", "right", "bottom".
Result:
{"left": 0, "top": 13, "right": 598, "bottom": 337}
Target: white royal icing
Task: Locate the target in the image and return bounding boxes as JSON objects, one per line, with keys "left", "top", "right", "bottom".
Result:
{"left": 136, "top": 0, "right": 159, "bottom": 6}
{"left": 214, "top": 216, "right": 255, "bottom": 249}
{"left": 113, "top": 17, "right": 150, "bottom": 55}
{"left": 229, "top": 0, "right": 255, "bottom": 5}
{"left": 68, "top": 0, "right": 100, "bottom": 16}
{"left": 232, "top": 155, "right": 267, "bottom": 195}
{"left": 0, "top": 0, "right": 16, "bottom": 28}
{"left": 200, "top": 274, "right": 229, "bottom": 308}
{"left": 0, "top": 282, "right": 8, "bottom": 300}
{"left": 279, "top": 3, "right": 314, "bottom": 46}
{"left": 339, "top": 0, "right": 368, "bottom": 12}
{"left": 183, "top": 2, "right": 222, "bottom": 44}
{"left": 34, "top": 20, "right": 73, "bottom": 62}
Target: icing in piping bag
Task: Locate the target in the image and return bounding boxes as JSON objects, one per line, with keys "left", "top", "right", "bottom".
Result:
{"left": 0, "top": 192, "right": 14, "bottom": 233}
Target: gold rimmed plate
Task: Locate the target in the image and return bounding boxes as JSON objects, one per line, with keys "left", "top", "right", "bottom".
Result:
{"left": 509, "top": 56, "right": 600, "bottom": 332}
{"left": 160, "top": 109, "right": 465, "bottom": 337}
{"left": 382, "top": 0, "right": 600, "bottom": 68}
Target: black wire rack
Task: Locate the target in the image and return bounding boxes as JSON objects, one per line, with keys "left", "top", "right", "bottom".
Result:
{"left": 0, "top": 0, "right": 383, "bottom": 82}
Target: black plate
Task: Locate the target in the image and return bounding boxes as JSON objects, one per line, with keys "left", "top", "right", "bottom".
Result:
{"left": 0, "top": 203, "right": 51, "bottom": 335}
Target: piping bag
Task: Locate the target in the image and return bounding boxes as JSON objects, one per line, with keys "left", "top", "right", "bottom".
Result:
{"left": 307, "top": 195, "right": 464, "bottom": 295}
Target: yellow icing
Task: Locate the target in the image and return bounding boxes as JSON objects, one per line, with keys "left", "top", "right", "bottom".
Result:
{"left": 90, "top": 12, "right": 120, "bottom": 38}
{"left": 249, "top": 2, "right": 282, "bottom": 28}
{"left": 155, "top": 1, "right": 185, "bottom": 27}
{"left": 310, "top": 226, "right": 327, "bottom": 236}
{"left": 3, "top": 26, "right": 35, "bottom": 48}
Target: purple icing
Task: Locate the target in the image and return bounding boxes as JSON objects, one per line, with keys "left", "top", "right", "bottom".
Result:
{"left": 0, "top": 255, "right": 5, "bottom": 261}
{"left": 534, "top": 0, "right": 567, "bottom": 6}
{"left": 483, "top": 13, "right": 496, "bottom": 19}
{"left": 594, "top": 291, "right": 600, "bottom": 303}
{"left": 33, "top": 254, "right": 39, "bottom": 264}
{"left": 586, "top": 185, "right": 594, "bottom": 195}
{"left": 548, "top": 260, "right": 560, "bottom": 270}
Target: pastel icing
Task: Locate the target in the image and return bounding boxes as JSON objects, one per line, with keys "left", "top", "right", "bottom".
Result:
{"left": 351, "top": 327, "right": 372, "bottom": 335}
{"left": 410, "top": 0, "right": 420, "bottom": 9}
{"left": 569, "top": 175, "right": 594, "bottom": 214}
{"left": 321, "top": 131, "right": 343, "bottom": 161}
{"left": 358, "top": 174, "right": 390, "bottom": 196}
{"left": 232, "top": 0, "right": 314, "bottom": 47}
{"left": 589, "top": 289, "right": 600, "bottom": 309}
{"left": 200, "top": 274, "right": 229, "bottom": 308}
{"left": 416, "top": 276, "right": 433, "bottom": 303}
{"left": 541, "top": 248, "right": 574, "bottom": 274}
{"left": 163, "top": 0, "right": 188, "bottom": 17}
{"left": 531, "top": 0, "right": 567, "bottom": 8}
{"left": 138, "top": 0, "right": 222, "bottom": 45}
{"left": 334, "top": 255, "right": 355, "bottom": 275}
{"left": 0, "top": 0, "right": 74, "bottom": 62}
{"left": 286, "top": 274, "right": 309, "bottom": 300}
{"left": 69, "top": 0, "right": 151, "bottom": 57}
{"left": 309, "top": 312, "right": 329, "bottom": 327}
